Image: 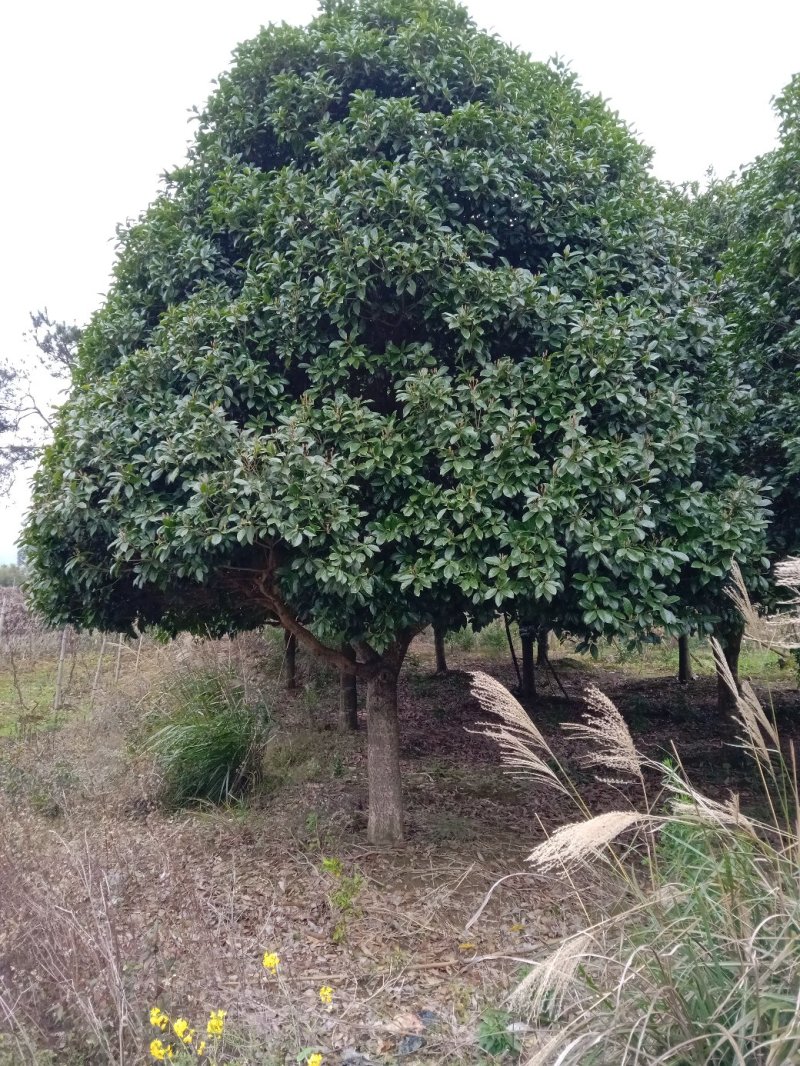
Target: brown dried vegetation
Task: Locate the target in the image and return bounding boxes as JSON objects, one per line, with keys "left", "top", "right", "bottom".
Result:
{"left": 0, "top": 625, "right": 798, "bottom": 1063}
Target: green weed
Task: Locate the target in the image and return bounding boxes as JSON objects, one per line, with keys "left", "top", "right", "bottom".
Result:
{"left": 145, "top": 666, "right": 270, "bottom": 807}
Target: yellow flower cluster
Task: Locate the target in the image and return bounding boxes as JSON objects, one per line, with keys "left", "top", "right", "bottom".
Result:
{"left": 319, "top": 986, "right": 334, "bottom": 1006}
{"left": 307, "top": 1054, "right": 324, "bottom": 1066}
{"left": 174, "top": 1018, "right": 197, "bottom": 1045}
{"left": 149, "top": 1005, "right": 220, "bottom": 1059}
{"left": 150, "top": 1007, "right": 169, "bottom": 1032}
{"left": 206, "top": 1009, "right": 227, "bottom": 1037}
{"left": 262, "top": 951, "right": 280, "bottom": 973}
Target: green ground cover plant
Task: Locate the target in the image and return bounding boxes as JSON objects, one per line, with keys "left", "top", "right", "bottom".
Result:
{"left": 145, "top": 666, "right": 270, "bottom": 807}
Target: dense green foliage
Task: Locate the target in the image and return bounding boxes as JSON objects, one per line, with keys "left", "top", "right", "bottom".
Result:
{"left": 717, "top": 75, "right": 800, "bottom": 558}
{"left": 683, "top": 75, "right": 800, "bottom": 568}
{"left": 23, "top": 0, "right": 765, "bottom": 656}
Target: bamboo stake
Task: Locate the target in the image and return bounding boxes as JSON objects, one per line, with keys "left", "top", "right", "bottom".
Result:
{"left": 114, "top": 636, "right": 123, "bottom": 683}
{"left": 91, "top": 634, "right": 108, "bottom": 705}
{"left": 53, "top": 626, "right": 69, "bottom": 711}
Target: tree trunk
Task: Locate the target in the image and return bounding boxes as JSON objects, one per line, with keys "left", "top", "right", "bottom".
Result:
{"left": 537, "top": 628, "right": 550, "bottom": 666}
{"left": 366, "top": 663, "right": 404, "bottom": 845}
{"left": 520, "top": 629, "right": 535, "bottom": 698}
{"left": 716, "top": 626, "right": 743, "bottom": 715}
{"left": 433, "top": 624, "right": 447, "bottom": 674}
{"left": 284, "top": 629, "right": 297, "bottom": 690}
{"left": 678, "top": 633, "right": 693, "bottom": 684}
{"left": 339, "top": 644, "right": 358, "bottom": 732}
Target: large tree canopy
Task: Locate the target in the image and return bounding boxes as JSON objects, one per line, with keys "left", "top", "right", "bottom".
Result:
{"left": 23, "top": 0, "right": 766, "bottom": 841}
{"left": 714, "top": 75, "right": 800, "bottom": 559}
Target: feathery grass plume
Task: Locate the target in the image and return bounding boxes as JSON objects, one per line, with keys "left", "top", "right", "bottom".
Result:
{"left": 470, "top": 671, "right": 550, "bottom": 747}
{"left": 510, "top": 931, "right": 595, "bottom": 1017}
{"left": 469, "top": 671, "right": 568, "bottom": 794}
{"left": 563, "top": 686, "right": 644, "bottom": 786}
{"left": 480, "top": 631, "right": 800, "bottom": 1062}
{"left": 666, "top": 786, "right": 759, "bottom": 838}
{"left": 726, "top": 561, "right": 770, "bottom": 644}
{"left": 711, "top": 639, "right": 779, "bottom": 765}
{"left": 729, "top": 558, "right": 800, "bottom": 652}
{"left": 770, "top": 557, "right": 800, "bottom": 649}
{"left": 526, "top": 811, "right": 649, "bottom": 872}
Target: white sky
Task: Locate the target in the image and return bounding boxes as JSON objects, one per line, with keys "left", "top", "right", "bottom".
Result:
{"left": 1, "top": 0, "right": 799, "bottom": 563}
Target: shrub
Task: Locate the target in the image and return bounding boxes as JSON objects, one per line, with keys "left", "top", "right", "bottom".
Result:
{"left": 476, "top": 620, "right": 508, "bottom": 654}
{"left": 470, "top": 641, "right": 800, "bottom": 1065}
{"left": 146, "top": 667, "right": 270, "bottom": 807}
{"left": 446, "top": 626, "right": 476, "bottom": 652}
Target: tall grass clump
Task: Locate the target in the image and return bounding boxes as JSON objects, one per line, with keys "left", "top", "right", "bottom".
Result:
{"left": 471, "top": 564, "right": 800, "bottom": 1064}
{"left": 146, "top": 666, "right": 270, "bottom": 808}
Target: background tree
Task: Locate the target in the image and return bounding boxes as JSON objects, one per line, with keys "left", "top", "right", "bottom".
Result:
{"left": 720, "top": 75, "right": 800, "bottom": 561}
{"left": 23, "top": 0, "right": 766, "bottom": 843}
{"left": 0, "top": 563, "right": 25, "bottom": 587}
{"left": 676, "top": 76, "right": 800, "bottom": 705}
{"left": 0, "top": 311, "right": 81, "bottom": 493}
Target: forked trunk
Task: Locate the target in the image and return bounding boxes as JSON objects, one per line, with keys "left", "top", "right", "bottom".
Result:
{"left": 678, "top": 633, "right": 693, "bottom": 684}
{"left": 715, "top": 626, "right": 743, "bottom": 715}
{"left": 520, "top": 630, "right": 535, "bottom": 698}
{"left": 284, "top": 629, "right": 297, "bottom": 690}
{"left": 366, "top": 663, "right": 404, "bottom": 845}
{"left": 339, "top": 643, "right": 358, "bottom": 732}
{"left": 434, "top": 624, "right": 447, "bottom": 674}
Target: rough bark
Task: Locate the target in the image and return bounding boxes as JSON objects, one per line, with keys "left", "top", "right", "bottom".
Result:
{"left": 520, "top": 629, "right": 535, "bottom": 698}
{"left": 366, "top": 662, "right": 404, "bottom": 845}
{"left": 433, "top": 624, "right": 448, "bottom": 674}
{"left": 284, "top": 629, "right": 297, "bottom": 691}
{"left": 537, "top": 628, "right": 550, "bottom": 666}
{"left": 339, "top": 643, "right": 359, "bottom": 732}
{"left": 715, "top": 626, "right": 743, "bottom": 715}
{"left": 678, "top": 633, "right": 693, "bottom": 684}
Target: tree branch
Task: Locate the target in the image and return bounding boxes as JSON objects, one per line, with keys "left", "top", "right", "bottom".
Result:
{"left": 249, "top": 569, "right": 383, "bottom": 679}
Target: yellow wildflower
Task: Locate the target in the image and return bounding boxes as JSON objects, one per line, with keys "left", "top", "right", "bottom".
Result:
{"left": 150, "top": 1039, "right": 167, "bottom": 1061}
{"left": 196, "top": 1040, "right": 207, "bottom": 1057}
{"left": 319, "top": 985, "right": 334, "bottom": 1006}
{"left": 150, "top": 1007, "right": 169, "bottom": 1031}
{"left": 206, "top": 1009, "right": 227, "bottom": 1037}
{"left": 174, "top": 1018, "right": 196, "bottom": 1044}
{"left": 262, "top": 951, "right": 280, "bottom": 973}
{"left": 308, "top": 1055, "right": 324, "bottom": 1066}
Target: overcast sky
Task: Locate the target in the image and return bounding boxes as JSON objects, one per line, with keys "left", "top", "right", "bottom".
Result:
{"left": 1, "top": 0, "right": 799, "bottom": 563}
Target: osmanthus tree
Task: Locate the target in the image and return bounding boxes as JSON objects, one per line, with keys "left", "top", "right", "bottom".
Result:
{"left": 719, "top": 74, "right": 800, "bottom": 561}
{"left": 675, "top": 76, "right": 800, "bottom": 703}
{"left": 23, "top": 0, "right": 767, "bottom": 843}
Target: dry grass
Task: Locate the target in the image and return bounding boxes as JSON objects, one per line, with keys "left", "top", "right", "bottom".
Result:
{"left": 1, "top": 634, "right": 589, "bottom": 1064}
{"left": 2, "top": 585, "right": 799, "bottom": 1064}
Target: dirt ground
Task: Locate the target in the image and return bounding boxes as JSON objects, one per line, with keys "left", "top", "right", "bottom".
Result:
{"left": 1, "top": 629, "right": 797, "bottom": 1065}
